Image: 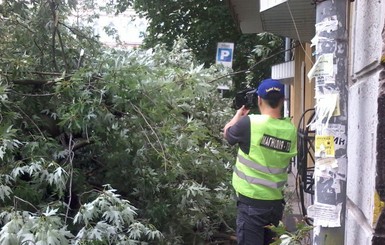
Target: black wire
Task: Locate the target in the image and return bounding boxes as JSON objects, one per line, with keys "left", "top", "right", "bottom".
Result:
{"left": 209, "top": 44, "right": 300, "bottom": 84}
{"left": 311, "top": 0, "right": 327, "bottom": 5}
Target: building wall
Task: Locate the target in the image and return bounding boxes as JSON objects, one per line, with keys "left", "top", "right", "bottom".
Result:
{"left": 346, "top": 1, "right": 385, "bottom": 244}
{"left": 290, "top": 43, "right": 315, "bottom": 128}
{"left": 303, "top": 43, "right": 315, "bottom": 117}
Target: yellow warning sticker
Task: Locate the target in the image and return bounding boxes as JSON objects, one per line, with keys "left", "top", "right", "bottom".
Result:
{"left": 373, "top": 191, "right": 385, "bottom": 226}
{"left": 315, "top": 135, "right": 335, "bottom": 157}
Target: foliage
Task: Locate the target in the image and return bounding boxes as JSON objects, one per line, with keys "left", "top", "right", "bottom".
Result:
{"left": 268, "top": 221, "right": 313, "bottom": 245}
{"left": 0, "top": 185, "right": 162, "bottom": 245}
{"left": 0, "top": 0, "right": 237, "bottom": 244}
{"left": 245, "top": 33, "right": 285, "bottom": 88}
{"left": 73, "top": 185, "right": 163, "bottom": 244}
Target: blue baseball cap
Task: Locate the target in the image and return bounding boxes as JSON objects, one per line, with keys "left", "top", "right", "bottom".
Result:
{"left": 257, "top": 78, "right": 284, "bottom": 99}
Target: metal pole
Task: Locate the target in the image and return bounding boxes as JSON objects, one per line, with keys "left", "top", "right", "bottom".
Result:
{"left": 312, "top": 1, "right": 348, "bottom": 244}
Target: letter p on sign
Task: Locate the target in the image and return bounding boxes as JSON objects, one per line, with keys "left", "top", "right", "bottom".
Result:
{"left": 218, "top": 49, "right": 231, "bottom": 61}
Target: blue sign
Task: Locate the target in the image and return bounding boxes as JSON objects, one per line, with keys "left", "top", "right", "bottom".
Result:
{"left": 216, "top": 42, "right": 234, "bottom": 68}
{"left": 217, "top": 48, "right": 233, "bottom": 62}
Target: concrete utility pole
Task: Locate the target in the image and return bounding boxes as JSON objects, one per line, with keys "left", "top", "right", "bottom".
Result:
{"left": 311, "top": 1, "right": 349, "bottom": 244}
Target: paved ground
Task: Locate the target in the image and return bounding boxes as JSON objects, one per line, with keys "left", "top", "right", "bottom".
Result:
{"left": 282, "top": 167, "right": 314, "bottom": 244}
{"left": 284, "top": 171, "right": 307, "bottom": 231}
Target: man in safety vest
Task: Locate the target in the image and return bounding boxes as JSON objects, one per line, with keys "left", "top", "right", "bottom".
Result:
{"left": 224, "top": 78, "right": 297, "bottom": 245}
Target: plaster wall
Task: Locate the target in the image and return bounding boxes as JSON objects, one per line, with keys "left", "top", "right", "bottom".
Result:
{"left": 351, "top": 0, "right": 383, "bottom": 73}
{"left": 346, "top": 0, "right": 384, "bottom": 244}
{"left": 347, "top": 74, "right": 379, "bottom": 245}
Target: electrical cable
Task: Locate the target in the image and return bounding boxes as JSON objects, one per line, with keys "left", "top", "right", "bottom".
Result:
{"left": 286, "top": 0, "right": 314, "bottom": 66}
{"left": 209, "top": 43, "right": 300, "bottom": 84}
{"left": 211, "top": 1, "right": 316, "bottom": 85}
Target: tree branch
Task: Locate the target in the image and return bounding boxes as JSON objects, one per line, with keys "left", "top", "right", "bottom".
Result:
{"left": 10, "top": 74, "right": 70, "bottom": 85}
{"left": 10, "top": 90, "right": 57, "bottom": 97}
{"left": 129, "top": 101, "right": 169, "bottom": 169}
{"left": 14, "top": 105, "right": 46, "bottom": 139}
{"left": 50, "top": 0, "right": 59, "bottom": 72}
{"left": 2, "top": 71, "right": 66, "bottom": 77}
{"left": 14, "top": 196, "right": 39, "bottom": 212}
{"left": 7, "top": 73, "right": 103, "bottom": 85}
{"left": 11, "top": 79, "right": 53, "bottom": 85}
{"left": 59, "top": 21, "right": 100, "bottom": 44}
{"left": 33, "top": 38, "right": 45, "bottom": 69}
{"left": 13, "top": 18, "right": 35, "bottom": 34}
{"left": 73, "top": 138, "right": 94, "bottom": 151}
{"left": 57, "top": 28, "right": 69, "bottom": 71}
{"left": 31, "top": 71, "right": 65, "bottom": 76}
{"left": 65, "top": 133, "right": 75, "bottom": 224}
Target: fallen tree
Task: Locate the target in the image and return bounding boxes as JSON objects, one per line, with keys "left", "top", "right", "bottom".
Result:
{"left": 0, "top": 1, "right": 237, "bottom": 244}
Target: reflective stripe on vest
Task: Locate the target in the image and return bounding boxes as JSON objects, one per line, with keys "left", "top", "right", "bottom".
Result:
{"left": 234, "top": 166, "right": 287, "bottom": 189}
{"left": 237, "top": 154, "right": 287, "bottom": 174}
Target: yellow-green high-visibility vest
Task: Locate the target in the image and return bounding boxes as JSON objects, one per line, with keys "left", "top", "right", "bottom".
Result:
{"left": 232, "top": 114, "right": 297, "bottom": 200}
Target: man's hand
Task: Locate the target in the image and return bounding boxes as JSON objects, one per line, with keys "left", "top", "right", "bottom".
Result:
{"left": 223, "top": 105, "right": 250, "bottom": 138}
{"left": 236, "top": 105, "right": 250, "bottom": 117}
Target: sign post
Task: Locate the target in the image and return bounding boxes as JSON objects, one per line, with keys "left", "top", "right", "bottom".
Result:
{"left": 216, "top": 42, "right": 234, "bottom": 92}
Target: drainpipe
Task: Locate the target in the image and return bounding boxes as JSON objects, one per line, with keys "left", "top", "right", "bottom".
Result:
{"left": 284, "top": 37, "right": 291, "bottom": 117}
{"left": 311, "top": 1, "right": 348, "bottom": 244}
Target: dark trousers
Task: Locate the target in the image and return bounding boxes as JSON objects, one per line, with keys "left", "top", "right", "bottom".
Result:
{"left": 236, "top": 197, "right": 284, "bottom": 245}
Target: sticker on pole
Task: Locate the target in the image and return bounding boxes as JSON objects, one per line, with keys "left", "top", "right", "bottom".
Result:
{"left": 315, "top": 135, "right": 335, "bottom": 157}
{"left": 216, "top": 42, "right": 234, "bottom": 68}
{"left": 307, "top": 53, "right": 334, "bottom": 80}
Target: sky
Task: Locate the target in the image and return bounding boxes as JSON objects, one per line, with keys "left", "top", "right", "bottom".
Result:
{"left": 0, "top": 0, "right": 147, "bottom": 49}
{"left": 70, "top": 1, "right": 148, "bottom": 49}
{"left": 92, "top": 9, "right": 147, "bottom": 48}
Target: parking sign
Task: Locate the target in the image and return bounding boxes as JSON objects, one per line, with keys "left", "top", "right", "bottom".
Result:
{"left": 216, "top": 42, "right": 234, "bottom": 68}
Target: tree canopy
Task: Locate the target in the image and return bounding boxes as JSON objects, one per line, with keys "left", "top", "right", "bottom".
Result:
{"left": 125, "top": 0, "right": 285, "bottom": 90}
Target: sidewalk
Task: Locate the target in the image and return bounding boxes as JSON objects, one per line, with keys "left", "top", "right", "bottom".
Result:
{"left": 283, "top": 170, "right": 305, "bottom": 232}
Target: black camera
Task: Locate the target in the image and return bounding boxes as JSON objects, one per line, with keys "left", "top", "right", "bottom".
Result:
{"left": 233, "top": 88, "right": 257, "bottom": 110}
